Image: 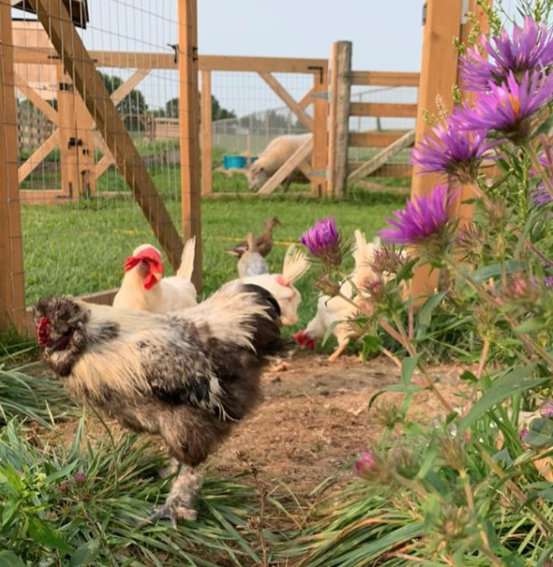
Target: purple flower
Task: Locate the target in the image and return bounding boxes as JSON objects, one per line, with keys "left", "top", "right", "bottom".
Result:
{"left": 456, "top": 71, "right": 553, "bottom": 140}
{"left": 530, "top": 153, "right": 553, "bottom": 206}
{"left": 541, "top": 400, "right": 553, "bottom": 418}
{"left": 300, "top": 217, "right": 342, "bottom": 267}
{"left": 74, "top": 471, "right": 87, "bottom": 484}
{"left": 411, "top": 116, "right": 496, "bottom": 182}
{"left": 460, "top": 17, "right": 553, "bottom": 92}
{"left": 545, "top": 276, "right": 553, "bottom": 288}
{"left": 353, "top": 449, "right": 379, "bottom": 479}
{"left": 379, "top": 184, "right": 457, "bottom": 251}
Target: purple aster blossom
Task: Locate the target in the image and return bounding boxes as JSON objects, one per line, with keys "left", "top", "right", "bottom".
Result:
{"left": 378, "top": 184, "right": 457, "bottom": 252}
{"left": 353, "top": 449, "right": 379, "bottom": 479}
{"left": 530, "top": 152, "right": 553, "bottom": 206}
{"left": 411, "top": 116, "right": 496, "bottom": 182}
{"left": 544, "top": 276, "right": 553, "bottom": 289}
{"left": 460, "top": 17, "right": 553, "bottom": 92}
{"left": 531, "top": 185, "right": 553, "bottom": 206}
{"left": 456, "top": 70, "right": 553, "bottom": 140}
{"left": 74, "top": 471, "right": 87, "bottom": 484}
{"left": 541, "top": 400, "right": 553, "bottom": 418}
{"left": 300, "top": 217, "right": 342, "bottom": 267}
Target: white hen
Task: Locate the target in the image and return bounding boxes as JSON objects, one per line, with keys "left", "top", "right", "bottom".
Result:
{"left": 294, "top": 230, "right": 380, "bottom": 361}
{"left": 113, "top": 238, "right": 197, "bottom": 314}
{"left": 241, "top": 244, "right": 309, "bottom": 326}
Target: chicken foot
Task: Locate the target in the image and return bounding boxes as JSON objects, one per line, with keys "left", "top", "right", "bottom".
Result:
{"left": 139, "top": 464, "right": 202, "bottom": 528}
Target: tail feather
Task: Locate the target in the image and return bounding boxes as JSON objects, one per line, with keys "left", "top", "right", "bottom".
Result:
{"left": 176, "top": 237, "right": 196, "bottom": 282}
{"left": 352, "top": 230, "right": 380, "bottom": 273}
{"left": 282, "top": 244, "right": 309, "bottom": 284}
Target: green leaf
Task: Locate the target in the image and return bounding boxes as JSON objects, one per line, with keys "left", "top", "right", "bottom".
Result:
{"left": 523, "top": 417, "right": 553, "bottom": 448}
{"left": 469, "top": 260, "right": 525, "bottom": 283}
{"left": 321, "top": 319, "right": 340, "bottom": 346}
{"left": 28, "top": 517, "right": 73, "bottom": 553}
{"left": 459, "top": 370, "right": 477, "bottom": 383}
{"left": 458, "top": 363, "right": 542, "bottom": 435}
{"left": 515, "top": 317, "right": 547, "bottom": 334}
{"left": 70, "top": 540, "right": 100, "bottom": 567}
{"left": 416, "top": 292, "right": 446, "bottom": 340}
{"left": 361, "top": 335, "right": 382, "bottom": 359}
{"left": 396, "top": 257, "right": 418, "bottom": 284}
{"left": 0, "top": 552, "right": 26, "bottom": 567}
{"left": 401, "top": 355, "right": 421, "bottom": 386}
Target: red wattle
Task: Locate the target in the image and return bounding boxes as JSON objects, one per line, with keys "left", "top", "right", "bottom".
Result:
{"left": 37, "top": 317, "right": 51, "bottom": 347}
{"left": 123, "top": 247, "right": 164, "bottom": 290}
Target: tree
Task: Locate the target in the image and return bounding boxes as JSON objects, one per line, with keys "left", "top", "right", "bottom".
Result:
{"left": 100, "top": 72, "right": 148, "bottom": 131}
{"left": 165, "top": 94, "right": 235, "bottom": 121}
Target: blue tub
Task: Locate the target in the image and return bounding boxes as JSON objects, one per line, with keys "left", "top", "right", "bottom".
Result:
{"left": 223, "top": 155, "right": 257, "bottom": 170}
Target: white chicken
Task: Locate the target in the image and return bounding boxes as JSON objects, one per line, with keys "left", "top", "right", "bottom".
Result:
{"left": 237, "top": 233, "right": 269, "bottom": 278}
{"left": 113, "top": 238, "right": 197, "bottom": 313}
{"left": 294, "top": 230, "right": 381, "bottom": 361}
{"left": 241, "top": 244, "right": 309, "bottom": 326}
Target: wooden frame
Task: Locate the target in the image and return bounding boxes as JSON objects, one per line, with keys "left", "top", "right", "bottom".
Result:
{"left": 27, "top": 0, "right": 185, "bottom": 272}
{"left": 0, "top": 0, "right": 26, "bottom": 332}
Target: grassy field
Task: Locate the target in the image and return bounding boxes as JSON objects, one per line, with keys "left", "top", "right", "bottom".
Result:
{"left": 20, "top": 187, "right": 406, "bottom": 337}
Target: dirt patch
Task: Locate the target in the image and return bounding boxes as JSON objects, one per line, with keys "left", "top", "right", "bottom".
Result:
{"left": 46, "top": 354, "right": 468, "bottom": 492}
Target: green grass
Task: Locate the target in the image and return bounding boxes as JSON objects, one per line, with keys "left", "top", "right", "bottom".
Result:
{"left": 20, "top": 187, "right": 405, "bottom": 338}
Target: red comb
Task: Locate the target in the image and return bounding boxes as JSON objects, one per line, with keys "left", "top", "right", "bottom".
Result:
{"left": 293, "top": 330, "right": 315, "bottom": 350}
{"left": 123, "top": 247, "right": 164, "bottom": 290}
{"left": 276, "top": 275, "right": 290, "bottom": 287}
{"left": 37, "top": 317, "right": 51, "bottom": 347}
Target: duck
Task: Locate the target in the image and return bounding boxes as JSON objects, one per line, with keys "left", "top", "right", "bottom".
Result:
{"left": 237, "top": 233, "right": 269, "bottom": 278}
{"left": 226, "top": 217, "right": 282, "bottom": 259}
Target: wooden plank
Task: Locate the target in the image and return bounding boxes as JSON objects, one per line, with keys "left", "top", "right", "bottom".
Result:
{"left": 327, "top": 41, "right": 352, "bottom": 197}
{"left": 311, "top": 69, "right": 328, "bottom": 196}
{"left": 347, "top": 129, "right": 415, "bottom": 185}
{"left": 351, "top": 71, "right": 420, "bottom": 87}
{"left": 13, "top": 46, "right": 329, "bottom": 74}
{"left": 259, "top": 72, "right": 314, "bottom": 131}
{"left": 257, "top": 136, "right": 313, "bottom": 195}
{"left": 75, "top": 95, "right": 96, "bottom": 196}
{"left": 27, "top": 0, "right": 184, "bottom": 271}
{"left": 20, "top": 189, "right": 67, "bottom": 205}
{"left": 298, "top": 87, "right": 315, "bottom": 110}
{"left": 203, "top": 192, "right": 317, "bottom": 200}
{"left": 111, "top": 68, "right": 151, "bottom": 106}
{"left": 178, "top": 0, "right": 202, "bottom": 289}
{"left": 349, "top": 131, "right": 410, "bottom": 148}
{"left": 348, "top": 163, "right": 413, "bottom": 179}
{"left": 0, "top": 6, "right": 26, "bottom": 332}
{"left": 13, "top": 70, "right": 59, "bottom": 124}
{"left": 201, "top": 70, "right": 212, "bottom": 195}
{"left": 350, "top": 102, "right": 418, "bottom": 118}
{"left": 410, "top": 0, "right": 464, "bottom": 301}
{"left": 18, "top": 130, "right": 60, "bottom": 183}
{"left": 57, "top": 66, "right": 79, "bottom": 198}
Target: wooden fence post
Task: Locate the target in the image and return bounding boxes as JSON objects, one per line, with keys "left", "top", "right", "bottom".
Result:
{"left": 0, "top": 7, "right": 26, "bottom": 333}
{"left": 410, "top": 0, "right": 464, "bottom": 301}
{"left": 201, "top": 70, "right": 212, "bottom": 196}
{"left": 178, "top": 0, "right": 202, "bottom": 290}
{"left": 327, "top": 41, "right": 352, "bottom": 198}
{"left": 311, "top": 66, "right": 328, "bottom": 197}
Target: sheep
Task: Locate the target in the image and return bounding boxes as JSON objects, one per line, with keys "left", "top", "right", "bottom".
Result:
{"left": 246, "top": 133, "right": 312, "bottom": 192}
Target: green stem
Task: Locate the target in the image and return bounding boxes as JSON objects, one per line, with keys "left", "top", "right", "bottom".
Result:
{"left": 523, "top": 141, "right": 553, "bottom": 200}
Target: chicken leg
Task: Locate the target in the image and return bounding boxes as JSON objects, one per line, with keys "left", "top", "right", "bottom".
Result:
{"left": 139, "top": 464, "right": 202, "bottom": 528}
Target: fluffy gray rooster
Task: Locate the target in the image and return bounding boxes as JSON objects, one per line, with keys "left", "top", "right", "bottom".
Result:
{"left": 34, "top": 281, "right": 285, "bottom": 526}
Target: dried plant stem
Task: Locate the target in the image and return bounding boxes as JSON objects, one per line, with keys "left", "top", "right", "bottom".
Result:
{"left": 476, "top": 338, "right": 490, "bottom": 379}
{"left": 381, "top": 347, "right": 402, "bottom": 369}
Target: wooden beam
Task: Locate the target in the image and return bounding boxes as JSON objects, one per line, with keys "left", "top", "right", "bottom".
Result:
{"left": 349, "top": 131, "right": 410, "bottom": 148}
{"left": 201, "top": 70, "right": 212, "bottom": 195}
{"left": 311, "top": 69, "right": 328, "bottom": 196}
{"left": 178, "top": 0, "right": 202, "bottom": 289}
{"left": 350, "top": 102, "right": 418, "bottom": 118}
{"left": 347, "top": 129, "right": 415, "bottom": 186}
{"left": 27, "top": 0, "right": 184, "bottom": 270}
{"left": 410, "top": 0, "right": 464, "bottom": 301}
{"left": 327, "top": 41, "right": 352, "bottom": 197}
{"left": 13, "top": 47, "right": 328, "bottom": 74}
{"left": 17, "top": 130, "right": 60, "bottom": 183}
{"left": 0, "top": 6, "right": 26, "bottom": 332}
{"left": 350, "top": 71, "right": 420, "bottom": 87}
{"left": 20, "top": 189, "right": 68, "bottom": 205}
{"left": 348, "top": 163, "right": 413, "bottom": 179}
{"left": 298, "top": 87, "right": 315, "bottom": 110}
{"left": 75, "top": 94, "right": 96, "bottom": 196}
{"left": 111, "top": 68, "right": 151, "bottom": 107}
{"left": 13, "top": 70, "right": 59, "bottom": 124}
{"left": 57, "top": 66, "right": 79, "bottom": 198}
{"left": 257, "top": 136, "right": 313, "bottom": 195}
{"left": 259, "top": 72, "right": 314, "bottom": 131}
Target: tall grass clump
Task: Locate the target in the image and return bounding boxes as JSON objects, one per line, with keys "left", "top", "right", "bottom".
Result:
{"left": 289, "top": 3, "right": 553, "bottom": 565}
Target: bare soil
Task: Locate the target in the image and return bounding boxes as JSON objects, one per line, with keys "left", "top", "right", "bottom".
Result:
{"left": 49, "top": 353, "right": 467, "bottom": 492}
